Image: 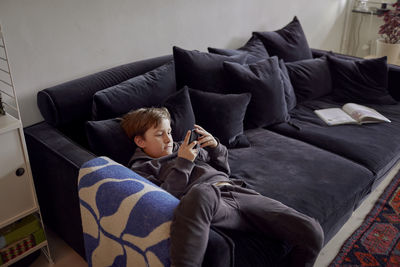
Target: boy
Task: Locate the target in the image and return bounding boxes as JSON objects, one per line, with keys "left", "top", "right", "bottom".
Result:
{"left": 121, "top": 107, "right": 324, "bottom": 267}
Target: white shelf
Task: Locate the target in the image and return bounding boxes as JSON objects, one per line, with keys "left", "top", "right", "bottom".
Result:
{"left": 0, "top": 113, "right": 21, "bottom": 135}
{"left": 0, "top": 240, "right": 50, "bottom": 267}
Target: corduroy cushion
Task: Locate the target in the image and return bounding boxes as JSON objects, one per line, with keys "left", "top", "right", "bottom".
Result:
{"left": 254, "top": 16, "right": 312, "bottom": 62}
{"left": 285, "top": 57, "right": 332, "bottom": 103}
{"left": 208, "top": 35, "right": 269, "bottom": 64}
{"left": 223, "top": 57, "right": 289, "bottom": 129}
{"left": 328, "top": 55, "right": 397, "bottom": 104}
{"left": 188, "top": 87, "right": 251, "bottom": 148}
{"left": 173, "top": 46, "right": 247, "bottom": 94}
{"left": 92, "top": 61, "right": 176, "bottom": 120}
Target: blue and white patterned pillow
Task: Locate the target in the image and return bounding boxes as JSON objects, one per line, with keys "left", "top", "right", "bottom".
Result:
{"left": 78, "top": 157, "right": 179, "bottom": 267}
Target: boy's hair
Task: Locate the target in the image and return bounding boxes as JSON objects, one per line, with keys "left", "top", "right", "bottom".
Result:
{"left": 121, "top": 107, "right": 171, "bottom": 139}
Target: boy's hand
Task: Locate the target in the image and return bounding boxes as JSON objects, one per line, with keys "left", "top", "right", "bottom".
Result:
{"left": 195, "top": 125, "right": 218, "bottom": 149}
{"left": 178, "top": 130, "right": 199, "bottom": 162}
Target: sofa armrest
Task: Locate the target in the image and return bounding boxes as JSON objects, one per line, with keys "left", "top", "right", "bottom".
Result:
{"left": 78, "top": 157, "right": 179, "bottom": 266}
{"left": 24, "top": 121, "right": 96, "bottom": 258}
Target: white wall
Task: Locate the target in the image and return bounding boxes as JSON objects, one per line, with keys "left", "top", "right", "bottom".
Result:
{"left": 0, "top": 0, "right": 349, "bottom": 126}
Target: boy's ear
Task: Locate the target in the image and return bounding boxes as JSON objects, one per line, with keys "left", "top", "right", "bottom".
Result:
{"left": 134, "top": 135, "right": 145, "bottom": 148}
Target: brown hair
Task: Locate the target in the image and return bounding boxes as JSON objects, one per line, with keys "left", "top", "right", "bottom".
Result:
{"left": 120, "top": 107, "right": 171, "bottom": 139}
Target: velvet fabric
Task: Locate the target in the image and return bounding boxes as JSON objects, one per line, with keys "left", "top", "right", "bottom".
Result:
{"left": 228, "top": 128, "right": 374, "bottom": 242}
{"left": 328, "top": 55, "right": 397, "bottom": 105}
{"left": 270, "top": 97, "right": 400, "bottom": 177}
{"left": 208, "top": 35, "right": 269, "bottom": 64}
{"left": 188, "top": 88, "right": 251, "bottom": 148}
{"left": 163, "top": 87, "right": 196, "bottom": 142}
{"left": 92, "top": 61, "right": 176, "bottom": 120}
{"left": 254, "top": 17, "right": 312, "bottom": 62}
{"left": 173, "top": 46, "right": 247, "bottom": 94}
{"left": 223, "top": 57, "right": 289, "bottom": 129}
{"left": 85, "top": 87, "right": 195, "bottom": 166}
{"left": 85, "top": 118, "right": 135, "bottom": 166}
{"left": 279, "top": 59, "right": 297, "bottom": 111}
{"left": 285, "top": 57, "right": 332, "bottom": 103}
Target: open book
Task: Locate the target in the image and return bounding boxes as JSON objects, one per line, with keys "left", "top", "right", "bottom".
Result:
{"left": 314, "top": 103, "right": 391, "bottom": 126}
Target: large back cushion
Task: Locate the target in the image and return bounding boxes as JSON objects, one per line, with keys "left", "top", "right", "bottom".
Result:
{"left": 37, "top": 55, "right": 173, "bottom": 146}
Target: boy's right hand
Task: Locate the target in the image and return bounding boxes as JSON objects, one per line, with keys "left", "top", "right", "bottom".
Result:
{"left": 178, "top": 130, "right": 199, "bottom": 162}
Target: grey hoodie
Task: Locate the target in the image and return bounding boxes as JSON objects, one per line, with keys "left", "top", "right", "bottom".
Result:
{"left": 128, "top": 142, "right": 232, "bottom": 199}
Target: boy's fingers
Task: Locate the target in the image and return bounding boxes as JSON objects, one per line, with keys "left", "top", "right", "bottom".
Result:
{"left": 188, "top": 140, "right": 198, "bottom": 149}
{"left": 183, "top": 130, "right": 191, "bottom": 144}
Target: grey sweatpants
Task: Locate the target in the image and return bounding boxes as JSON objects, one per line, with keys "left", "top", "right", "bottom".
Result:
{"left": 170, "top": 183, "right": 324, "bottom": 267}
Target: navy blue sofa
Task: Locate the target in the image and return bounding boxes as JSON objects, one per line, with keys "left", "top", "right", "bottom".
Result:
{"left": 24, "top": 48, "right": 400, "bottom": 266}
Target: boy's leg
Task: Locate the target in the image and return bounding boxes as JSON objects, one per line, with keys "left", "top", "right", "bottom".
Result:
{"left": 231, "top": 187, "right": 324, "bottom": 267}
{"left": 170, "top": 183, "right": 222, "bottom": 267}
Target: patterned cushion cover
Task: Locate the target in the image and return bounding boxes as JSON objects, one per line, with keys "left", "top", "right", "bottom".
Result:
{"left": 78, "top": 157, "right": 179, "bottom": 266}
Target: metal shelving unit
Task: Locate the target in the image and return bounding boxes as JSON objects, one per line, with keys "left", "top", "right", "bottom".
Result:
{"left": 0, "top": 24, "right": 53, "bottom": 266}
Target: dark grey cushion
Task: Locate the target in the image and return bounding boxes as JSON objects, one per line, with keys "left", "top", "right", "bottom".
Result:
{"left": 254, "top": 16, "right": 312, "bottom": 62}
{"left": 279, "top": 59, "right": 297, "bottom": 111}
{"left": 229, "top": 128, "right": 374, "bottom": 242}
{"left": 285, "top": 57, "right": 332, "bottom": 103}
{"left": 173, "top": 46, "right": 247, "bottom": 94}
{"left": 270, "top": 97, "right": 400, "bottom": 177}
{"left": 188, "top": 87, "right": 251, "bottom": 148}
{"left": 208, "top": 35, "right": 269, "bottom": 64}
{"left": 164, "top": 87, "right": 196, "bottom": 142}
{"left": 223, "top": 57, "right": 289, "bottom": 129}
{"left": 86, "top": 87, "right": 195, "bottom": 165}
{"left": 328, "top": 55, "right": 397, "bottom": 105}
{"left": 92, "top": 61, "right": 176, "bottom": 120}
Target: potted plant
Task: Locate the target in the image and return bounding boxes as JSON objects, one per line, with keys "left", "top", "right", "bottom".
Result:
{"left": 377, "top": 1, "right": 400, "bottom": 64}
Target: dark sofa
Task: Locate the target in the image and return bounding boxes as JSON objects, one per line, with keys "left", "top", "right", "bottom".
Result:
{"left": 24, "top": 17, "right": 400, "bottom": 266}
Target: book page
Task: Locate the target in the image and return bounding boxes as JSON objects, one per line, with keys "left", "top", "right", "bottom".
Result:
{"left": 342, "top": 103, "right": 391, "bottom": 123}
{"left": 314, "top": 108, "right": 357, "bottom": 126}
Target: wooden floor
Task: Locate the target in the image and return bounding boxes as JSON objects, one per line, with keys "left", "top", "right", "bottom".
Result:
{"left": 29, "top": 161, "right": 400, "bottom": 267}
{"left": 30, "top": 229, "right": 87, "bottom": 267}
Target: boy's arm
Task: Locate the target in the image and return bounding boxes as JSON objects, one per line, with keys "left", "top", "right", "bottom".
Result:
{"left": 202, "top": 143, "right": 230, "bottom": 175}
{"left": 195, "top": 125, "right": 231, "bottom": 175}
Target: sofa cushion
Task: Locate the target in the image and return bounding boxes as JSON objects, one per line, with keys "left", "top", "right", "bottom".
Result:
{"left": 188, "top": 87, "right": 251, "bottom": 148}
{"left": 86, "top": 87, "right": 195, "bottom": 165}
{"left": 164, "top": 87, "right": 196, "bottom": 142}
{"left": 92, "top": 60, "right": 176, "bottom": 120}
{"left": 270, "top": 97, "right": 400, "bottom": 177}
{"left": 86, "top": 118, "right": 135, "bottom": 166}
{"left": 223, "top": 57, "right": 289, "bottom": 129}
{"left": 208, "top": 35, "right": 269, "bottom": 64}
{"left": 328, "top": 55, "right": 397, "bottom": 105}
{"left": 254, "top": 16, "right": 312, "bottom": 62}
{"left": 279, "top": 59, "right": 297, "bottom": 111}
{"left": 229, "top": 128, "right": 374, "bottom": 242}
{"left": 285, "top": 57, "right": 332, "bottom": 103}
{"left": 173, "top": 46, "right": 247, "bottom": 94}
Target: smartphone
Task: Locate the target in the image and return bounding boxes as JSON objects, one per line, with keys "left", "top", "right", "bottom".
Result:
{"left": 189, "top": 129, "right": 200, "bottom": 144}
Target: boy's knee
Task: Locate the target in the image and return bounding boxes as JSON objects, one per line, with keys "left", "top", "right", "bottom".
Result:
{"left": 175, "top": 184, "right": 220, "bottom": 217}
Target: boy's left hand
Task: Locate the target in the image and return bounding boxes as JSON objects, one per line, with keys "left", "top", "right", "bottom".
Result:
{"left": 194, "top": 124, "right": 218, "bottom": 149}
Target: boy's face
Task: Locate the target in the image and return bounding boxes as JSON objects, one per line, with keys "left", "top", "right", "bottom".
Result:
{"left": 135, "top": 118, "right": 174, "bottom": 158}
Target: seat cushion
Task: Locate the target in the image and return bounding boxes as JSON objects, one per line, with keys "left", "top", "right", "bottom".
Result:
{"left": 270, "top": 97, "right": 400, "bottom": 176}
{"left": 229, "top": 128, "right": 374, "bottom": 242}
